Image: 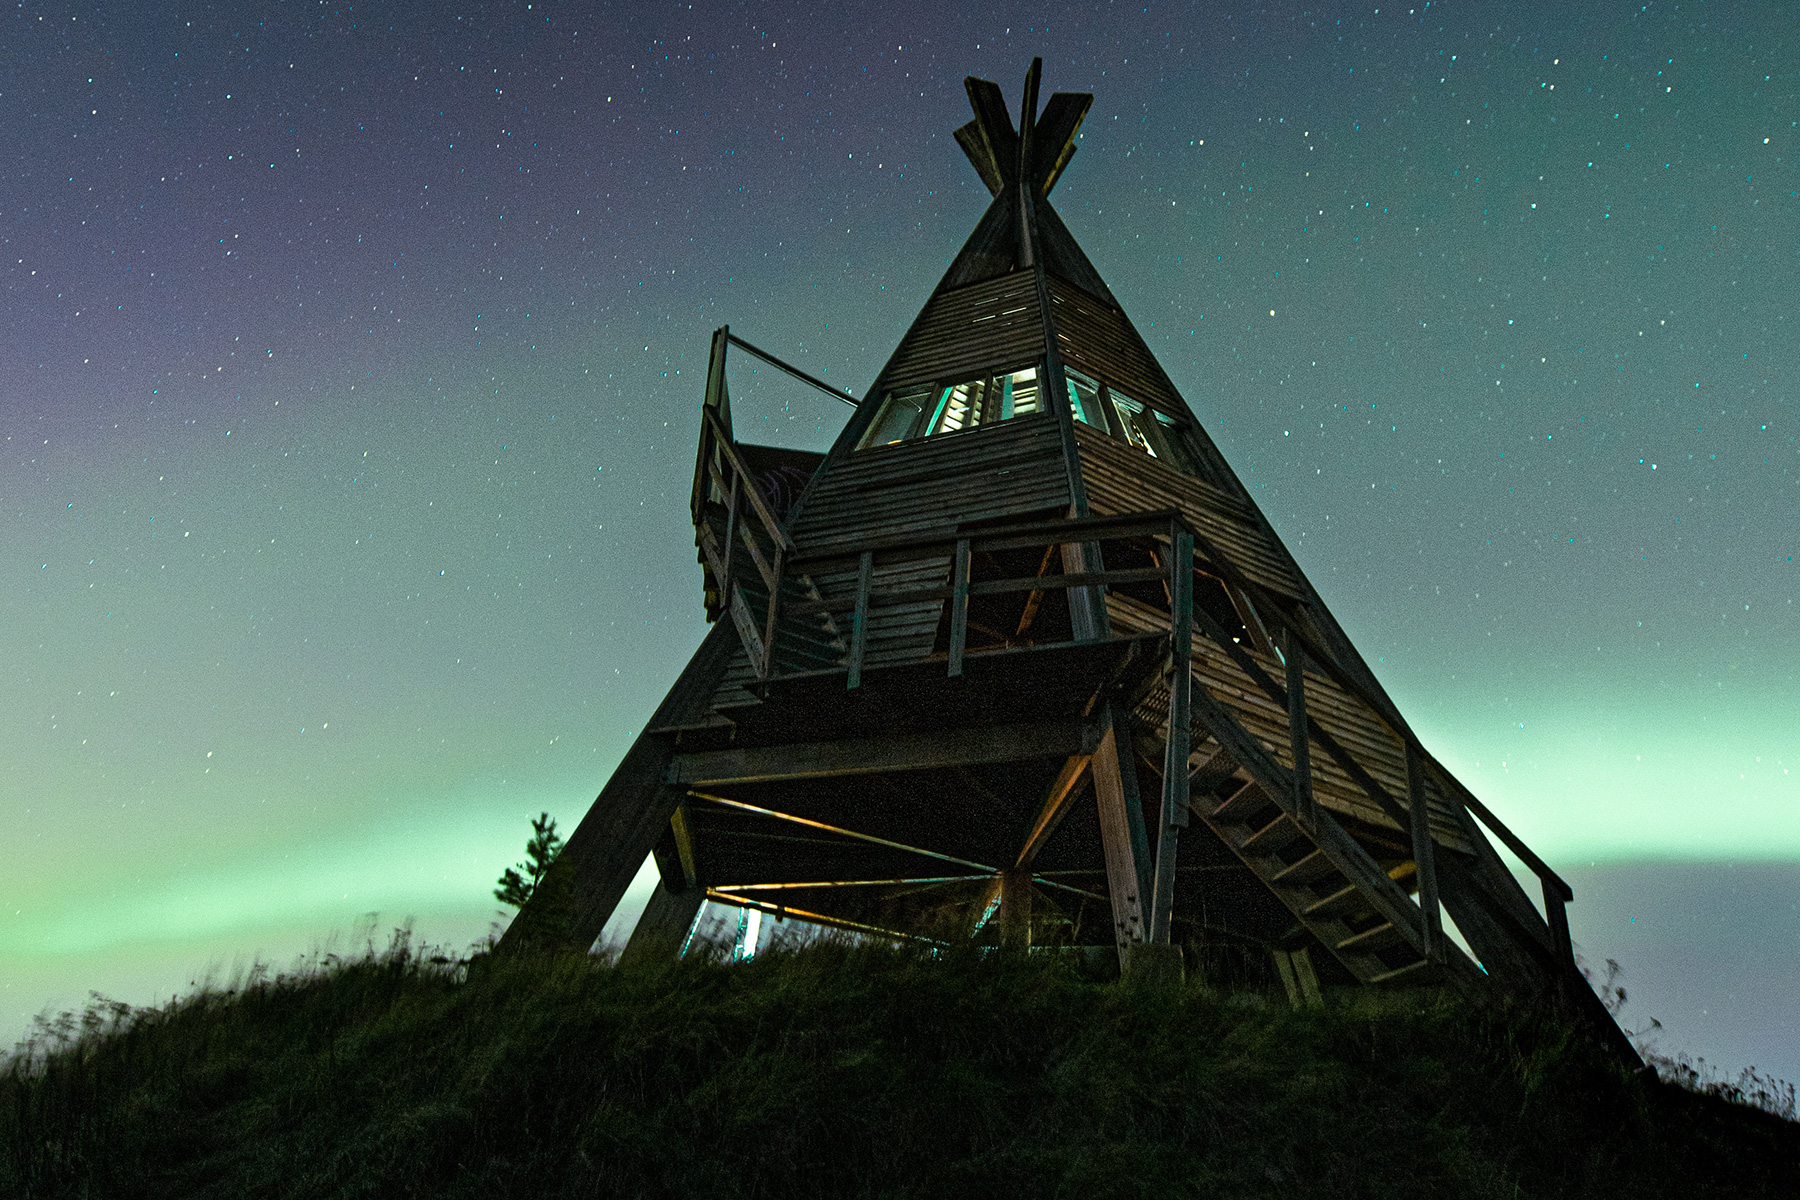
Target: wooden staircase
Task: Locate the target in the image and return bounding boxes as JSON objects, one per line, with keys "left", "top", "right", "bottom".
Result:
{"left": 1192, "top": 767, "right": 1438, "bottom": 986}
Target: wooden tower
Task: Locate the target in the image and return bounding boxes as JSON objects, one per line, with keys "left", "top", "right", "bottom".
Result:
{"left": 514, "top": 62, "right": 1628, "bottom": 1044}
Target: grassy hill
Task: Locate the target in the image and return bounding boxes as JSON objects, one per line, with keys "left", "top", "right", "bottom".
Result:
{"left": 5, "top": 939, "right": 1795, "bottom": 1199}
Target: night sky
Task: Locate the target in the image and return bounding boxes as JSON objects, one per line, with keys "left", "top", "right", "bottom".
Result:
{"left": 4, "top": 2, "right": 1795, "bottom": 1080}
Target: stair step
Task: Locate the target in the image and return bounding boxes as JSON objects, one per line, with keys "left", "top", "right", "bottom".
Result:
{"left": 1210, "top": 780, "right": 1265, "bottom": 825}
{"left": 1366, "top": 958, "right": 1432, "bottom": 985}
{"left": 1270, "top": 849, "right": 1329, "bottom": 886}
{"left": 1241, "top": 813, "right": 1304, "bottom": 855}
{"left": 1303, "top": 883, "right": 1360, "bottom": 917}
{"left": 1335, "top": 922, "right": 1404, "bottom": 953}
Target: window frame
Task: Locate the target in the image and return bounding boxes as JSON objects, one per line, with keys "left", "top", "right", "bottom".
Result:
{"left": 854, "top": 360, "right": 1052, "bottom": 451}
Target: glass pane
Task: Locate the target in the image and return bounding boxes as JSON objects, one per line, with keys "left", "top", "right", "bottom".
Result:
{"left": 929, "top": 378, "right": 988, "bottom": 435}
{"left": 1108, "top": 390, "right": 1159, "bottom": 456}
{"left": 1001, "top": 366, "right": 1040, "bottom": 419}
{"left": 1152, "top": 410, "right": 1201, "bottom": 474}
{"left": 1065, "top": 368, "right": 1104, "bottom": 426}
{"left": 858, "top": 385, "right": 932, "bottom": 448}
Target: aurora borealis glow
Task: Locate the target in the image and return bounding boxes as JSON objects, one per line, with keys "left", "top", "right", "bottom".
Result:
{"left": 3, "top": 2, "right": 1795, "bottom": 1078}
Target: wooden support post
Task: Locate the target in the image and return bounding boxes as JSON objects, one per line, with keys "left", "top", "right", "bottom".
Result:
{"left": 1091, "top": 703, "right": 1150, "bottom": 958}
{"left": 621, "top": 881, "right": 707, "bottom": 962}
{"left": 1281, "top": 626, "right": 1317, "bottom": 828}
{"left": 1059, "top": 540, "right": 1111, "bottom": 642}
{"left": 1015, "top": 754, "right": 1093, "bottom": 868}
{"left": 1149, "top": 529, "right": 1194, "bottom": 946}
{"left": 999, "top": 867, "right": 1034, "bottom": 947}
{"left": 719, "top": 470, "right": 739, "bottom": 600}
{"left": 948, "top": 537, "right": 971, "bottom": 677}
{"left": 761, "top": 545, "right": 785, "bottom": 677}
{"left": 1406, "top": 743, "right": 1443, "bottom": 961}
{"left": 1543, "top": 881, "right": 1574, "bottom": 967}
{"left": 846, "top": 550, "right": 872, "bottom": 689}
{"left": 1290, "top": 947, "right": 1325, "bottom": 1008}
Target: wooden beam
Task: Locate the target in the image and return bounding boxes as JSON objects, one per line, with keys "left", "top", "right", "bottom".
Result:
{"left": 705, "top": 889, "right": 941, "bottom": 946}
{"left": 761, "top": 543, "right": 785, "bottom": 677}
{"left": 690, "top": 792, "right": 997, "bottom": 874}
{"left": 845, "top": 549, "right": 872, "bottom": 690}
{"left": 1017, "top": 58, "right": 1042, "bottom": 270}
{"left": 1015, "top": 753, "right": 1092, "bottom": 868}
{"left": 719, "top": 471, "right": 740, "bottom": 599}
{"left": 670, "top": 718, "right": 1097, "bottom": 786}
{"left": 620, "top": 881, "right": 706, "bottom": 962}
{"left": 1149, "top": 529, "right": 1195, "bottom": 945}
{"left": 954, "top": 120, "right": 1005, "bottom": 195}
{"left": 1406, "top": 745, "right": 1443, "bottom": 961}
{"left": 1091, "top": 703, "right": 1149, "bottom": 955}
{"left": 948, "top": 537, "right": 971, "bottom": 677}
{"left": 999, "top": 867, "right": 1034, "bottom": 947}
{"left": 690, "top": 325, "right": 729, "bottom": 525}
{"left": 1013, "top": 543, "right": 1058, "bottom": 637}
{"left": 962, "top": 76, "right": 1020, "bottom": 188}
{"left": 1281, "top": 628, "right": 1317, "bottom": 827}
{"left": 713, "top": 876, "right": 990, "bottom": 892}
{"left": 668, "top": 801, "right": 699, "bottom": 890}
{"left": 1030, "top": 91, "right": 1092, "bottom": 196}
{"left": 1544, "top": 885, "right": 1574, "bottom": 967}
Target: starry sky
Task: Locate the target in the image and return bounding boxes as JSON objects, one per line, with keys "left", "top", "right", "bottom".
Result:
{"left": 3, "top": 2, "right": 1795, "bottom": 1079}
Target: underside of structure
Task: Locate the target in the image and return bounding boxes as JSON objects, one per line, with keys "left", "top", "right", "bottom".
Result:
{"left": 510, "top": 62, "right": 1632, "bottom": 1054}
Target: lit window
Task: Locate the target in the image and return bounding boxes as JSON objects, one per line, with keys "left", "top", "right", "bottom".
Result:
{"left": 857, "top": 366, "right": 1046, "bottom": 449}
{"left": 1001, "top": 366, "right": 1040, "bottom": 418}
{"left": 927, "top": 378, "right": 990, "bottom": 434}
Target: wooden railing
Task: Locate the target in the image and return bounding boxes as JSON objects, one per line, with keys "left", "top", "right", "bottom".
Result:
{"left": 694, "top": 404, "right": 792, "bottom": 679}
{"left": 689, "top": 323, "right": 850, "bottom": 680}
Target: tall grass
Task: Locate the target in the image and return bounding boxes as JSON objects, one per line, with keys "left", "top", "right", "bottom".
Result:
{"left": 4, "top": 935, "right": 1796, "bottom": 1199}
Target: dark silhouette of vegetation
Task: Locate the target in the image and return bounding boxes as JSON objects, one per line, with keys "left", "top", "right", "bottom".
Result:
{"left": 493, "top": 812, "right": 564, "bottom": 909}
{"left": 4, "top": 935, "right": 1795, "bottom": 1199}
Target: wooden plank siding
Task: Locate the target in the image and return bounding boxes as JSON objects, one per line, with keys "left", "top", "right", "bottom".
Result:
{"left": 1107, "top": 592, "right": 1473, "bottom": 854}
{"left": 790, "top": 414, "right": 1070, "bottom": 553}
{"left": 1049, "top": 276, "right": 1187, "bottom": 420}
{"left": 1074, "top": 424, "right": 1303, "bottom": 599}
{"left": 805, "top": 555, "right": 952, "bottom": 673}
{"left": 877, "top": 270, "right": 1047, "bottom": 391}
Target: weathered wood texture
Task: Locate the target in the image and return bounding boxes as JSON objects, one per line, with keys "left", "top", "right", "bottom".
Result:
{"left": 669, "top": 717, "right": 1097, "bottom": 786}
{"left": 1049, "top": 276, "right": 1189, "bottom": 420}
{"left": 791, "top": 415, "right": 1069, "bottom": 552}
{"left": 876, "top": 270, "right": 1047, "bottom": 391}
{"left": 1091, "top": 705, "right": 1151, "bottom": 955}
{"left": 1075, "top": 425, "right": 1302, "bottom": 599}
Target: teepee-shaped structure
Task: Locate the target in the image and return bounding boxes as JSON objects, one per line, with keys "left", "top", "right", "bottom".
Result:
{"left": 515, "top": 62, "right": 1626, "bottom": 1044}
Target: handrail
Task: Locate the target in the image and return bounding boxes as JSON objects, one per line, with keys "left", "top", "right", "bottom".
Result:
{"left": 1427, "top": 756, "right": 1576, "bottom": 967}
{"left": 1463, "top": 794, "right": 1574, "bottom": 901}
{"left": 785, "top": 508, "right": 1189, "bottom": 571}
{"left": 725, "top": 333, "right": 859, "bottom": 407}
{"left": 701, "top": 406, "right": 793, "bottom": 552}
